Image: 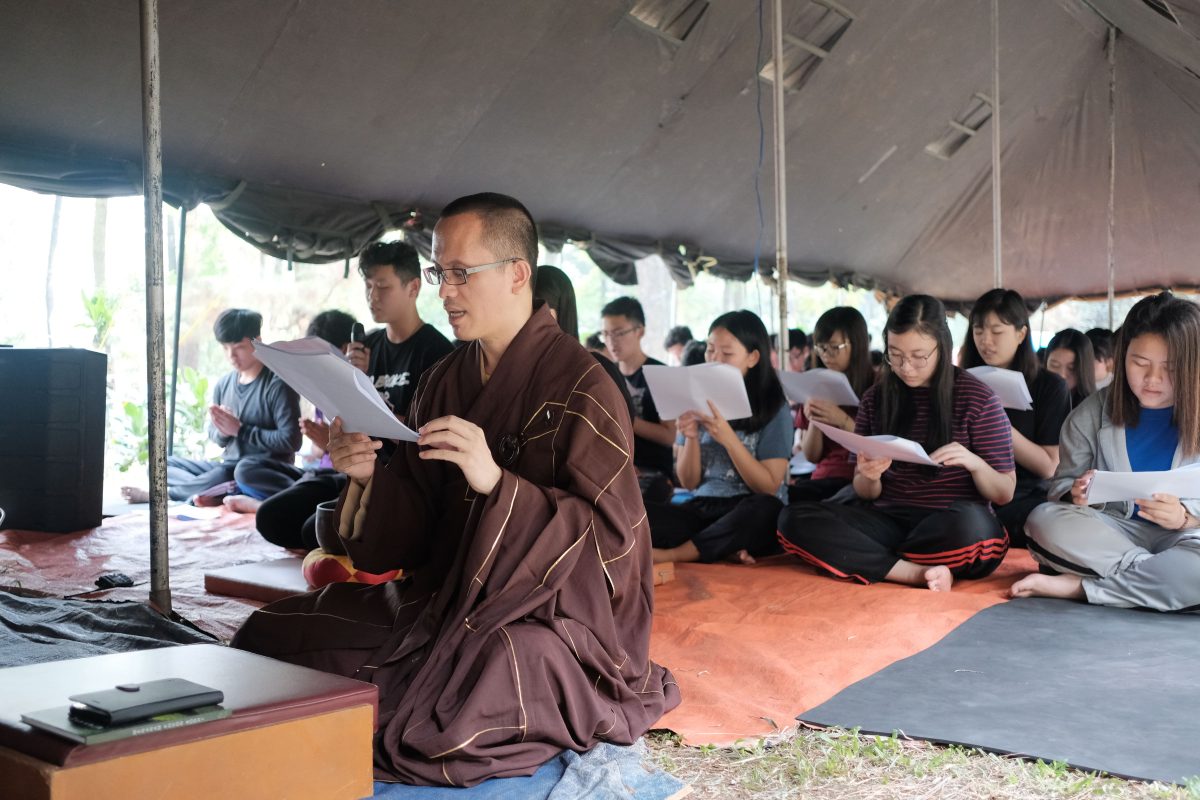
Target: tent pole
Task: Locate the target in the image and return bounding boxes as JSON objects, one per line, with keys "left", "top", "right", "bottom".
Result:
{"left": 990, "top": 0, "right": 1002, "bottom": 289}
{"left": 772, "top": 0, "right": 790, "bottom": 362}
{"left": 167, "top": 205, "right": 187, "bottom": 456}
{"left": 1106, "top": 26, "right": 1117, "bottom": 329}
{"left": 140, "top": 0, "right": 171, "bottom": 616}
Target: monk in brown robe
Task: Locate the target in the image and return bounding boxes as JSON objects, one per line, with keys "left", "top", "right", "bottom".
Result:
{"left": 231, "top": 192, "right": 679, "bottom": 787}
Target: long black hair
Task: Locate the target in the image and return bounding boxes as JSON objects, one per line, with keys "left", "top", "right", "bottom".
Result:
{"left": 532, "top": 265, "right": 579, "bottom": 341}
{"left": 1046, "top": 328, "right": 1097, "bottom": 401}
{"left": 960, "top": 288, "right": 1040, "bottom": 386}
{"left": 811, "top": 306, "right": 875, "bottom": 397}
{"left": 877, "top": 295, "right": 956, "bottom": 450}
{"left": 708, "top": 310, "right": 787, "bottom": 432}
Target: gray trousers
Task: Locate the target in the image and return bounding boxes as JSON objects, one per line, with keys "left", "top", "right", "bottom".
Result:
{"left": 1026, "top": 501, "right": 1200, "bottom": 612}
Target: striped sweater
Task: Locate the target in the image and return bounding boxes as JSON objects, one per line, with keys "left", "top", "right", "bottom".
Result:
{"left": 855, "top": 368, "right": 1014, "bottom": 510}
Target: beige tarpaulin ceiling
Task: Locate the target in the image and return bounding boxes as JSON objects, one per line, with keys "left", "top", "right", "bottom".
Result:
{"left": 1, "top": 0, "right": 1198, "bottom": 302}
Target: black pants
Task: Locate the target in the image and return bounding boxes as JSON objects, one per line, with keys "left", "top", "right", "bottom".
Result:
{"left": 787, "top": 476, "right": 850, "bottom": 505}
{"left": 777, "top": 500, "right": 1008, "bottom": 583}
{"left": 165, "top": 455, "right": 302, "bottom": 502}
{"left": 255, "top": 470, "right": 347, "bottom": 550}
{"left": 647, "top": 494, "right": 784, "bottom": 563}
{"left": 994, "top": 484, "right": 1048, "bottom": 549}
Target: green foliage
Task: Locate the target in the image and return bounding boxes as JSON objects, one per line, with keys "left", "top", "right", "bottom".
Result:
{"left": 171, "top": 365, "right": 209, "bottom": 459}
{"left": 112, "top": 401, "right": 148, "bottom": 472}
{"left": 79, "top": 289, "right": 118, "bottom": 350}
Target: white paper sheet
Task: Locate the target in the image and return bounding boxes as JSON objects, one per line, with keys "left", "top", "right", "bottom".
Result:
{"left": 812, "top": 421, "right": 938, "bottom": 466}
{"left": 966, "top": 366, "right": 1033, "bottom": 411}
{"left": 641, "top": 363, "right": 752, "bottom": 420}
{"left": 1086, "top": 464, "right": 1200, "bottom": 504}
{"left": 776, "top": 368, "right": 860, "bottom": 406}
{"left": 253, "top": 338, "right": 418, "bottom": 441}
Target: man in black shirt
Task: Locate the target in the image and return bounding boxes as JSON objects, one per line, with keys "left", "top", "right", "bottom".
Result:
{"left": 601, "top": 297, "right": 676, "bottom": 503}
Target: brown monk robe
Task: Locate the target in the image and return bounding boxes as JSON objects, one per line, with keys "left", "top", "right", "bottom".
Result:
{"left": 232, "top": 195, "right": 677, "bottom": 787}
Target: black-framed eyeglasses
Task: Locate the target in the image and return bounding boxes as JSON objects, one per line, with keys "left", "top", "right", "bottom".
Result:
{"left": 815, "top": 342, "right": 850, "bottom": 358}
{"left": 600, "top": 325, "right": 642, "bottom": 341}
{"left": 884, "top": 345, "right": 938, "bottom": 369}
{"left": 422, "top": 258, "right": 519, "bottom": 286}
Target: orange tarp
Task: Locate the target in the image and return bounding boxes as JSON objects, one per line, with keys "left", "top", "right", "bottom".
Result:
{"left": 649, "top": 550, "right": 1038, "bottom": 746}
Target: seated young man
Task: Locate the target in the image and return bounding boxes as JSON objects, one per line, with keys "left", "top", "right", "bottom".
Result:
{"left": 232, "top": 193, "right": 678, "bottom": 786}
{"left": 255, "top": 241, "right": 454, "bottom": 549}
{"left": 123, "top": 308, "right": 303, "bottom": 507}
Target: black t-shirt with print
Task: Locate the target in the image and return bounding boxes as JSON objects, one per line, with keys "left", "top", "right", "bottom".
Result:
{"left": 364, "top": 323, "right": 454, "bottom": 417}
{"left": 624, "top": 356, "right": 674, "bottom": 476}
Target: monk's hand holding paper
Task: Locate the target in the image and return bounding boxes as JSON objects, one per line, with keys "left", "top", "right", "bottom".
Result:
{"left": 1070, "top": 469, "right": 1096, "bottom": 506}
{"left": 328, "top": 416, "right": 381, "bottom": 485}
{"left": 417, "top": 415, "right": 503, "bottom": 495}
{"left": 700, "top": 400, "right": 738, "bottom": 450}
{"left": 930, "top": 442, "right": 985, "bottom": 473}
{"left": 1135, "top": 492, "right": 1188, "bottom": 529}
{"left": 855, "top": 453, "right": 892, "bottom": 482}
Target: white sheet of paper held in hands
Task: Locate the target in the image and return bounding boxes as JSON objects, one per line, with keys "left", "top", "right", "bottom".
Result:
{"left": 252, "top": 337, "right": 418, "bottom": 441}
{"left": 966, "top": 366, "right": 1033, "bottom": 411}
{"left": 1085, "top": 463, "right": 1200, "bottom": 504}
{"left": 776, "top": 368, "right": 860, "bottom": 407}
{"left": 811, "top": 421, "right": 939, "bottom": 466}
{"left": 641, "top": 363, "right": 752, "bottom": 420}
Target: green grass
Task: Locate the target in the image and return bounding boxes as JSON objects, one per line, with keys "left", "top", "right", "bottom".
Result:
{"left": 646, "top": 728, "right": 1200, "bottom": 800}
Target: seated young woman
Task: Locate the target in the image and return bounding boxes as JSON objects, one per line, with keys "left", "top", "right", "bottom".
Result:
{"left": 1045, "top": 328, "right": 1097, "bottom": 408}
{"left": 777, "top": 294, "right": 1016, "bottom": 591}
{"left": 788, "top": 306, "right": 875, "bottom": 503}
{"left": 1012, "top": 292, "right": 1200, "bottom": 612}
{"left": 960, "top": 289, "right": 1071, "bottom": 547}
{"left": 648, "top": 310, "right": 793, "bottom": 565}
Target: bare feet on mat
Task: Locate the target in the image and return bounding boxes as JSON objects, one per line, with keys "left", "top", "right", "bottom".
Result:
{"left": 886, "top": 559, "right": 954, "bottom": 591}
{"left": 1009, "top": 573, "right": 1085, "bottom": 600}
{"left": 121, "top": 486, "right": 150, "bottom": 504}
{"left": 652, "top": 540, "right": 701, "bottom": 564}
{"left": 924, "top": 565, "right": 953, "bottom": 592}
{"left": 730, "top": 548, "right": 757, "bottom": 565}
{"left": 223, "top": 495, "right": 262, "bottom": 514}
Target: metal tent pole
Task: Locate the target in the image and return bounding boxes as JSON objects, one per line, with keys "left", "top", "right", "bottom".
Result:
{"left": 772, "top": 0, "right": 790, "bottom": 362}
{"left": 140, "top": 0, "right": 171, "bottom": 615}
{"left": 1106, "top": 26, "right": 1117, "bottom": 329}
{"left": 991, "top": 0, "right": 1003, "bottom": 289}
{"left": 168, "top": 205, "right": 187, "bottom": 455}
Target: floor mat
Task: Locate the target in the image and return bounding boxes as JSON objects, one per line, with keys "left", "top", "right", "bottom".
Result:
{"left": 371, "top": 741, "right": 686, "bottom": 799}
{"left": 797, "top": 596, "right": 1200, "bottom": 784}
{"left": 649, "top": 550, "right": 1037, "bottom": 746}
{"left": 0, "top": 509, "right": 292, "bottom": 641}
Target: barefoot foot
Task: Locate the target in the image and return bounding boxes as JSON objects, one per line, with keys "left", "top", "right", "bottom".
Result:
{"left": 121, "top": 486, "right": 150, "bottom": 504}
{"left": 924, "top": 565, "right": 954, "bottom": 592}
{"left": 223, "top": 495, "right": 262, "bottom": 514}
{"left": 1010, "top": 573, "right": 1085, "bottom": 600}
{"left": 730, "top": 548, "right": 757, "bottom": 565}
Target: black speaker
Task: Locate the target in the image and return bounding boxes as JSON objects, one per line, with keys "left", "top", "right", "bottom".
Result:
{"left": 0, "top": 348, "right": 108, "bottom": 532}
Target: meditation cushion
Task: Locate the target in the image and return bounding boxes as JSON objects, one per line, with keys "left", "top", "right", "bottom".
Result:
{"left": 301, "top": 549, "right": 401, "bottom": 588}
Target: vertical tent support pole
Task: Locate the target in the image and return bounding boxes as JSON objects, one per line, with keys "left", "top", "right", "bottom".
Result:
{"left": 1106, "top": 26, "right": 1117, "bottom": 329}
{"left": 772, "top": 0, "right": 790, "bottom": 362}
{"left": 168, "top": 205, "right": 187, "bottom": 456}
{"left": 991, "top": 0, "right": 1003, "bottom": 289}
{"left": 140, "top": 0, "right": 171, "bottom": 615}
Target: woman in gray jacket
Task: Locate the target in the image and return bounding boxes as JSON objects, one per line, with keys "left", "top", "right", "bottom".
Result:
{"left": 1012, "top": 292, "right": 1200, "bottom": 612}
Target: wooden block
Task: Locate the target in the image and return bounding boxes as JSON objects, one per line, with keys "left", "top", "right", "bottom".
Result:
{"left": 0, "top": 704, "right": 373, "bottom": 800}
{"left": 653, "top": 562, "right": 675, "bottom": 586}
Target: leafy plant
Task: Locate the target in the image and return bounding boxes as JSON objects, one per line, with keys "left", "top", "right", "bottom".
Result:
{"left": 171, "top": 365, "right": 209, "bottom": 459}
{"left": 79, "top": 289, "right": 118, "bottom": 350}
{"left": 112, "top": 401, "right": 149, "bottom": 472}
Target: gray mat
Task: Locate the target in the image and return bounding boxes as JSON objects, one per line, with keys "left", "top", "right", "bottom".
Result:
{"left": 798, "top": 597, "right": 1200, "bottom": 785}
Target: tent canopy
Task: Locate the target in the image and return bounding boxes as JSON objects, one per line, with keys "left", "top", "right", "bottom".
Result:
{"left": 2, "top": 0, "right": 1199, "bottom": 302}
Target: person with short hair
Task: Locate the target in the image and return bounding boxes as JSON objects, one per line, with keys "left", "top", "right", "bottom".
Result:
{"left": 123, "top": 308, "right": 303, "bottom": 507}
{"left": 1014, "top": 293, "right": 1200, "bottom": 611}
{"left": 601, "top": 296, "right": 676, "bottom": 503}
{"left": 663, "top": 325, "right": 694, "bottom": 366}
{"left": 232, "top": 193, "right": 678, "bottom": 786}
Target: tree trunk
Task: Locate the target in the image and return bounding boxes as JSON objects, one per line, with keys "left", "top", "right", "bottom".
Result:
{"left": 45, "top": 196, "right": 62, "bottom": 347}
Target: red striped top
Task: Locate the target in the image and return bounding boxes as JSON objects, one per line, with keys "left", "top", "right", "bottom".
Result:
{"left": 855, "top": 368, "right": 1014, "bottom": 510}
